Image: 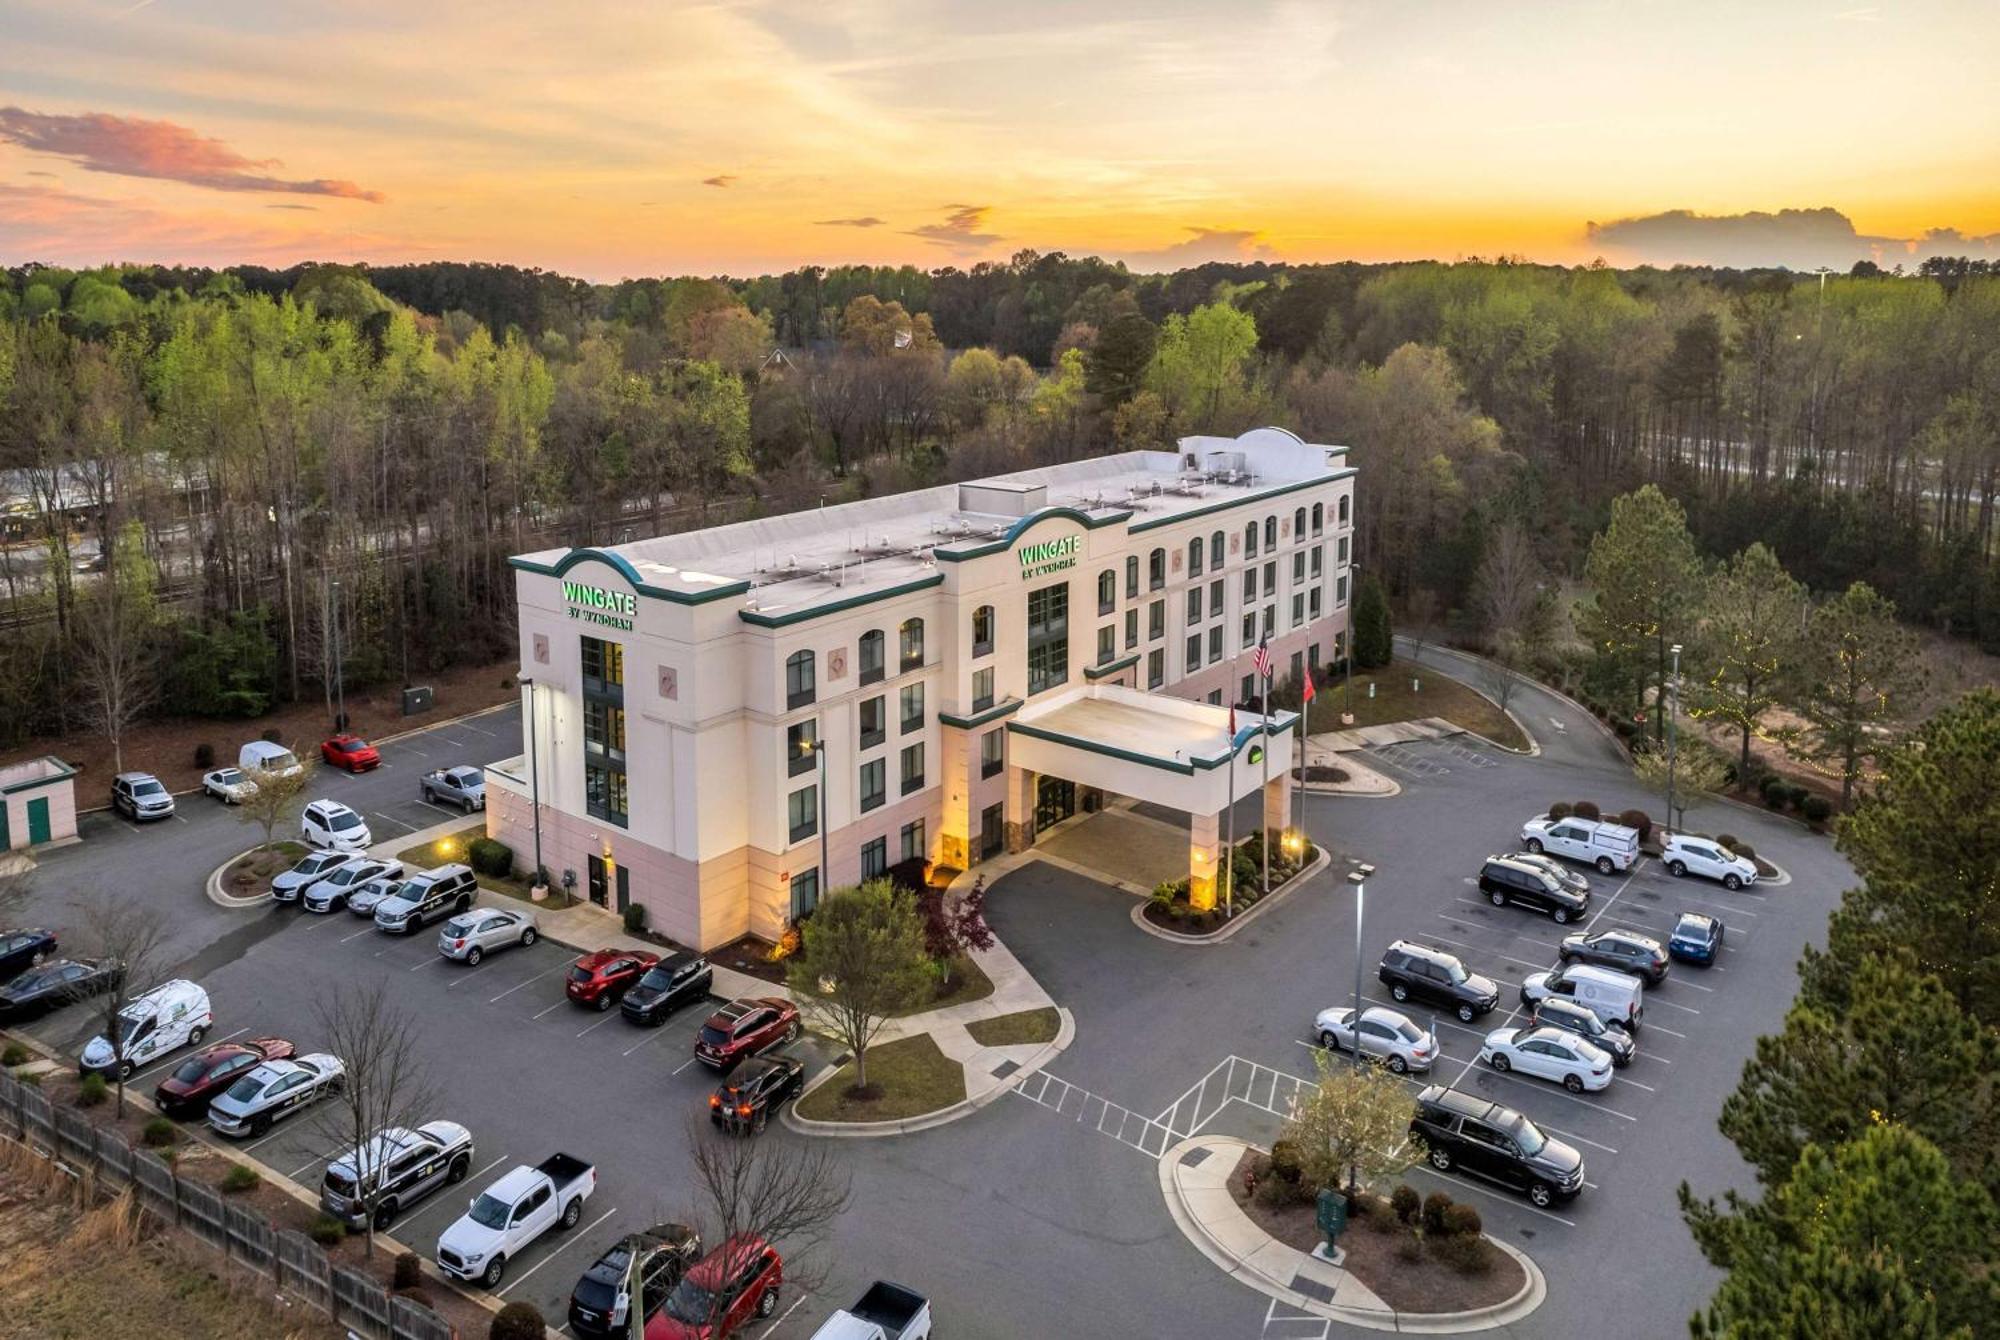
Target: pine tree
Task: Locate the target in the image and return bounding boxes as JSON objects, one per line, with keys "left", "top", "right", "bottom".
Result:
{"left": 1352, "top": 575, "right": 1394, "bottom": 669}
{"left": 1578, "top": 485, "right": 1703, "bottom": 741}
{"left": 1792, "top": 581, "right": 1926, "bottom": 807}
{"left": 1689, "top": 542, "right": 1805, "bottom": 780}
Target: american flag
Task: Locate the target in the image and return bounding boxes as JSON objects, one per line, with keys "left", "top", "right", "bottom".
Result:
{"left": 1251, "top": 635, "right": 1273, "bottom": 679}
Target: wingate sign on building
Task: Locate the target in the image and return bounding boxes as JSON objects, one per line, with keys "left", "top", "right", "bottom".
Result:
{"left": 561, "top": 579, "right": 637, "bottom": 630}
{"left": 1016, "top": 534, "right": 1079, "bottom": 581}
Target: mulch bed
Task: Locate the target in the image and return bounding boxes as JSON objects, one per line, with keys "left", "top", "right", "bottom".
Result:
{"left": 1303, "top": 765, "right": 1352, "bottom": 784}
{"left": 221, "top": 842, "right": 306, "bottom": 897}
{"left": 1227, "top": 1150, "right": 1523, "bottom": 1315}
{"left": 710, "top": 934, "right": 789, "bottom": 985}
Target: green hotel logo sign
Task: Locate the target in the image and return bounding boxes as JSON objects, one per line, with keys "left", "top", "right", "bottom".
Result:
{"left": 1016, "top": 534, "right": 1079, "bottom": 581}
{"left": 561, "top": 579, "right": 637, "bottom": 630}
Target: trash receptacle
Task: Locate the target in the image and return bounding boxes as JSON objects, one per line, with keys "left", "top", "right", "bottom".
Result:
{"left": 401, "top": 685, "right": 433, "bottom": 716}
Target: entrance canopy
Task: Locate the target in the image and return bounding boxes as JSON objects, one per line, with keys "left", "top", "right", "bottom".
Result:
{"left": 1006, "top": 684, "right": 1296, "bottom": 816}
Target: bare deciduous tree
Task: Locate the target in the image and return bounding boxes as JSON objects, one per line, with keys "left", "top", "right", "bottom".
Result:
{"left": 307, "top": 989, "right": 442, "bottom": 1259}
{"left": 72, "top": 525, "right": 160, "bottom": 775}
{"left": 1473, "top": 519, "right": 1546, "bottom": 650}
{"left": 1472, "top": 631, "right": 1532, "bottom": 717}
{"left": 74, "top": 888, "right": 174, "bottom": 1116}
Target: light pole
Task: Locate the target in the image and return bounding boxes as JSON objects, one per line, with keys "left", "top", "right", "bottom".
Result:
{"left": 1666, "top": 644, "right": 1682, "bottom": 828}
{"left": 1347, "top": 864, "right": 1374, "bottom": 1076}
{"left": 330, "top": 577, "right": 346, "bottom": 731}
{"left": 803, "top": 731, "right": 829, "bottom": 914}
{"left": 1342, "top": 562, "right": 1360, "bottom": 723}
{"left": 519, "top": 676, "right": 546, "bottom": 890}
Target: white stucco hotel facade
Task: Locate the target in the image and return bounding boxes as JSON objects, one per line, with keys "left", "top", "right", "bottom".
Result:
{"left": 487, "top": 427, "right": 1357, "bottom": 951}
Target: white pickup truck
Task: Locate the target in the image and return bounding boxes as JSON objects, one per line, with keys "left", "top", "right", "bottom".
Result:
{"left": 436, "top": 1152, "right": 594, "bottom": 1288}
{"left": 808, "top": 1281, "right": 933, "bottom": 1340}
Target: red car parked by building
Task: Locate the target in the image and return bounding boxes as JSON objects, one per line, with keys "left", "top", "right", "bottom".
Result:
{"left": 155, "top": 1036, "right": 296, "bottom": 1118}
{"left": 648, "top": 1236, "right": 782, "bottom": 1338}
{"left": 566, "top": 948, "right": 662, "bottom": 1011}
{"left": 693, "top": 998, "right": 800, "bottom": 1071}
{"left": 321, "top": 734, "right": 381, "bottom": 773}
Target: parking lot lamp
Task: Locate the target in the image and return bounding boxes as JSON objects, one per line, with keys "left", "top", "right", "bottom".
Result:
{"left": 811, "top": 735, "right": 829, "bottom": 910}
{"left": 1666, "top": 644, "right": 1682, "bottom": 829}
{"left": 1347, "top": 864, "right": 1375, "bottom": 1075}
{"left": 520, "top": 676, "right": 546, "bottom": 890}
{"left": 330, "top": 577, "right": 346, "bottom": 732}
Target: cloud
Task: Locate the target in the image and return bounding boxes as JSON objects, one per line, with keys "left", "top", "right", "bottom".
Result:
{"left": 814, "top": 215, "right": 885, "bottom": 227}
{"left": 0, "top": 106, "right": 385, "bottom": 202}
{"left": 1115, "top": 225, "right": 1275, "bottom": 272}
{"left": 25, "top": 169, "right": 56, "bottom": 178}
{"left": 1586, "top": 207, "right": 2000, "bottom": 270}
{"left": 266, "top": 203, "right": 317, "bottom": 211}
{"left": 905, "top": 203, "right": 1001, "bottom": 251}
{"left": 701, "top": 174, "right": 736, "bottom": 187}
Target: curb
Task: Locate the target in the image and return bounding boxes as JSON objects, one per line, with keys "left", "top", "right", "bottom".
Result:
{"left": 204, "top": 846, "right": 278, "bottom": 910}
{"left": 781, "top": 1007, "right": 1075, "bottom": 1139}
{"left": 1406, "top": 641, "right": 1623, "bottom": 752}
{"left": 1390, "top": 641, "right": 1545, "bottom": 759}
{"left": 1158, "top": 1134, "right": 1547, "bottom": 1334}
{"left": 1129, "top": 847, "right": 1331, "bottom": 946}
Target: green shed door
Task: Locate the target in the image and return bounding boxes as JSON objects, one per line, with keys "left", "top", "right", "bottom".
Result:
{"left": 27, "top": 796, "right": 51, "bottom": 845}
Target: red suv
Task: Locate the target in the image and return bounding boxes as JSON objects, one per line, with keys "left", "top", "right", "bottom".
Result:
{"left": 648, "top": 1236, "right": 782, "bottom": 1338}
{"left": 694, "top": 998, "right": 800, "bottom": 1071}
{"left": 567, "top": 949, "right": 662, "bottom": 1011}
{"left": 155, "top": 1036, "right": 296, "bottom": 1118}
{"left": 321, "top": 734, "right": 381, "bottom": 773}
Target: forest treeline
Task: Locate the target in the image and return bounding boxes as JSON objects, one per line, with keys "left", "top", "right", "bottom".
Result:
{"left": 1, "top": 250, "right": 1997, "bottom": 755}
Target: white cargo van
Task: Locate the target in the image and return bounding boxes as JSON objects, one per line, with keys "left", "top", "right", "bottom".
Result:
{"left": 80, "top": 980, "right": 213, "bottom": 1079}
{"left": 1519, "top": 963, "right": 1644, "bottom": 1033}
{"left": 240, "top": 740, "right": 304, "bottom": 781}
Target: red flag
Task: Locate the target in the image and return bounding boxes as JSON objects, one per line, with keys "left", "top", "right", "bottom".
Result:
{"left": 1228, "top": 705, "right": 1237, "bottom": 737}
{"left": 1302, "top": 673, "right": 1317, "bottom": 705}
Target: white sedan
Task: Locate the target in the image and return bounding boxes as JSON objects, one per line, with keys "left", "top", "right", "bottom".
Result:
{"left": 1478, "top": 1026, "right": 1613, "bottom": 1093}
{"left": 201, "top": 767, "right": 260, "bottom": 805}
{"left": 1313, "top": 1005, "right": 1438, "bottom": 1073}
{"left": 207, "top": 1054, "right": 346, "bottom": 1138}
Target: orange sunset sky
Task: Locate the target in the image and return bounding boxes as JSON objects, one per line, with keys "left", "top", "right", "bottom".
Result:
{"left": 3, "top": 0, "right": 1997, "bottom": 279}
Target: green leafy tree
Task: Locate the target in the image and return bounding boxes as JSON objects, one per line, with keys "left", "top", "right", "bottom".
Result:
{"left": 1351, "top": 575, "right": 1393, "bottom": 669}
{"left": 1793, "top": 581, "right": 1926, "bottom": 807}
{"left": 785, "top": 880, "right": 932, "bottom": 1094}
{"left": 1690, "top": 543, "right": 1806, "bottom": 778}
{"left": 1682, "top": 1124, "right": 1998, "bottom": 1339}
{"left": 1282, "top": 1048, "right": 1421, "bottom": 1195}
{"left": 1147, "top": 302, "right": 1258, "bottom": 431}
{"left": 1578, "top": 486, "right": 1703, "bottom": 742}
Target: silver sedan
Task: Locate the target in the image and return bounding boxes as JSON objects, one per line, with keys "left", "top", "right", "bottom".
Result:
{"left": 1313, "top": 1004, "right": 1439, "bottom": 1073}
{"left": 437, "top": 908, "right": 539, "bottom": 965}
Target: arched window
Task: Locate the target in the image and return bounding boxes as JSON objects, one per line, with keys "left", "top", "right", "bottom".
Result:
{"left": 1188, "top": 538, "right": 1203, "bottom": 578}
{"left": 785, "top": 649, "right": 815, "bottom": 709}
{"left": 1125, "top": 555, "right": 1139, "bottom": 598}
{"left": 1311, "top": 502, "right": 1323, "bottom": 535}
{"left": 1148, "top": 547, "right": 1166, "bottom": 590}
{"left": 899, "top": 617, "right": 925, "bottom": 672}
{"left": 971, "top": 605, "right": 995, "bottom": 657}
{"left": 1210, "top": 530, "right": 1225, "bottom": 568}
{"left": 1263, "top": 515, "right": 1277, "bottom": 550}
{"left": 1293, "top": 507, "right": 1307, "bottom": 541}
{"left": 858, "top": 629, "right": 885, "bottom": 685}
{"left": 1244, "top": 521, "right": 1259, "bottom": 559}
{"left": 1338, "top": 494, "right": 1350, "bottom": 525}
{"left": 1097, "top": 568, "right": 1116, "bottom": 615}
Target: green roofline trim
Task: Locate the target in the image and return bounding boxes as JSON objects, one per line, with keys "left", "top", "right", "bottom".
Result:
{"left": 1127, "top": 469, "right": 1357, "bottom": 533}
{"left": 938, "top": 697, "right": 1024, "bottom": 731}
{"left": 509, "top": 548, "right": 751, "bottom": 606}
{"left": 738, "top": 573, "right": 946, "bottom": 628}
{"left": 1007, "top": 709, "right": 1298, "bottom": 777}
{"left": 934, "top": 506, "right": 1131, "bottom": 561}
{"left": 1083, "top": 654, "right": 1140, "bottom": 680}
{"left": 0, "top": 756, "right": 78, "bottom": 795}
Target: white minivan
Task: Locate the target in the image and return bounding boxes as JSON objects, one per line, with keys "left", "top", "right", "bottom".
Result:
{"left": 240, "top": 739, "right": 304, "bottom": 781}
{"left": 1518, "top": 963, "right": 1645, "bottom": 1033}
{"left": 80, "top": 980, "right": 213, "bottom": 1079}
{"left": 1520, "top": 815, "right": 1640, "bottom": 874}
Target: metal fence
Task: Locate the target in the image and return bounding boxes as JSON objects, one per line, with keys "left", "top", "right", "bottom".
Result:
{"left": 0, "top": 1069, "right": 456, "bottom": 1340}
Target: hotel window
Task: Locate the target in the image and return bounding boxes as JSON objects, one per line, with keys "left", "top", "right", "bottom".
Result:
{"left": 786, "top": 720, "right": 818, "bottom": 777}
{"left": 1148, "top": 547, "right": 1166, "bottom": 590}
{"left": 1311, "top": 501, "right": 1324, "bottom": 535}
{"left": 582, "top": 636, "right": 625, "bottom": 694}
{"left": 971, "top": 605, "right": 995, "bottom": 658}
{"left": 980, "top": 802, "right": 1004, "bottom": 858}
{"left": 789, "top": 870, "right": 819, "bottom": 921}
{"left": 1244, "top": 521, "right": 1259, "bottom": 559}
{"left": 785, "top": 649, "right": 815, "bottom": 710}
{"left": 1242, "top": 570, "right": 1256, "bottom": 603}
{"left": 900, "top": 819, "right": 927, "bottom": 863}
{"left": 1309, "top": 643, "right": 1322, "bottom": 673}
{"left": 1208, "top": 689, "right": 1223, "bottom": 705}
{"left": 1310, "top": 587, "right": 1323, "bottom": 619}
{"left": 1264, "top": 561, "right": 1277, "bottom": 597}
{"left": 900, "top": 742, "right": 926, "bottom": 794}
{"left": 1262, "top": 604, "right": 1276, "bottom": 639}
{"left": 1311, "top": 546, "right": 1323, "bottom": 578}
{"left": 1338, "top": 495, "right": 1350, "bottom": 525}
{"left": 1027, "top": 581, "right": 1070, "bottom": 696}
{"left": 1188, "top": 538, "right": 1204, "bottom": 578}
{"left": 860, "top": 837, "right": 888, "bottom": 881}
{"left": 1097, "top": 625, "right": 1116, "bottom": 665}
{"left": 1338, "top": 536, "right": 1349, "bottom": 564}
{"left": 1207, "top": 624, "right": 1222, "bottom": 661}
{"left": 1147, "top": 648, "right": 1164, "bottom": 689}
{"left": 584, "top": 764, "right": 627, "bottom": 830}
{"left": 1293, "top": 552, "right": 1306, "bottom": 585}
{"left": 1148, "top": 599, "right": 1165, "bottom": 641}
{"left": 1292, "top": 594, "right": 1305, "bottom": 627}
{"left": 1241, "top": 673, "right": 1254, "bottom": 703}
{"left": 788, "top": 785, "right": 817, "bottom": 842}
{"left": 1124, "top": 608, "right": 1138, "bottom": 650}
{"left": 899, "top": 618, "right": 925, "bottom": 672}
{"left": 1187, "top": 586, "right": 1203, "bottom": 626}
{"left": 1209, "top": 578, "right": 1224, "bottom": 618}
{"left": 972, "top": 666, "right": 995, "bottom": 712}
{"left": 859, "top": 695, "right": 886, "bottom": 750}
{"left": 1264, "top": 516, "right": 1277, "bottom": 550}
{"left": 900, "top": 683, "right": 925, "bottom": 733}
{"left": 581, "top": 635, "right": 627, "bottom": 827}
{"left": 1210, "top": 530, "right": 1226, "bottom": 569}
{"left": 980, "top": 730, "right": 1004, "bottom": 779}
{"left": 859, "top": 759, "right": 885, "bottom": 812}
{"left": 1290, "top": 650, "right": 1304, "bottom": 683}
{"left": 1125, "top": 555, "right": 1139, "bottom": 599}
{"left": 1337, "top": 575, "right": 1349, "bottom": 605}
{"left": 859, "top": 629, "right": 885, "bottom": 685}
{"left": 1097, "top": 569, "right": 1115, "bottom": 615}
{"left": 1186, "top": 633, "right": 1203, "bottom": 673}
{"left": 1241, "top": 612, "right": 1256, "bottom": 649}
{"left": 1294, "top": 507, "right": 1306, "bottom": 542}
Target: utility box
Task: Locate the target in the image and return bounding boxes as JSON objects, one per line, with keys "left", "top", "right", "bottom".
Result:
{"left": 402, "top": 685, "right": 433, "bottom": 716}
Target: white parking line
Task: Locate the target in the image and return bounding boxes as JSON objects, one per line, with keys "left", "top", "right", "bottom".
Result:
{"left": 490, "top": 963, "right": 572, "bottom": 1003}
{"left": 243, "top": 1124, "right": 296, "bottom": 1153}
{"left": 409, "top": 955, "right": 446, "bottom": 971}
{"left": 1412, "top": 1166, "right": 1578, "bottom": 1227}
{"left": 1615, "top": 1075, "right": 1657, "bottom": 1093}
{"left": 417, "top": 800, "right": 458, "bottom": 817}
{"left": 759, "top": 1293, "right": 809, "bottom": 1337}
{"left": 1648, "top": 997, "right": 1702, "bottom": 1015}
{"left": 461, "top": 723, "right": 498, "bottom": 738}
{"left": 466, "top": 1152, "right": 509, "bottom": 1182}
{"left": 496, "top": 1206, "right": 618, "bottom": 1296}
{"left": 341, "top": 926, "right": 377, "bottom": 943}
{"left": 1642, "top": 1022, "right": 1689, "bottom": 1040}
{"left": 372, "top": 812, "right": 418, "bottom": 835}
{"left": 1537, "top": 1124, "right": 1619, "bottom": 1156}
{"left": 670, "top": 1055, "right": 701, "bottom": 1075}
{"left": 622, "top": 1026, "right": 675, "bottom": 1057}
{"left": 576, "top": 1013, "right": 619, "bottom": 1038}
{"left": 1580, "top": 871, "right": 1638, "bottom": 935}
{"left": 1671, "top": 978, "right": 1716, "bottom": 993}
{"left": 288, "top": 1147, "right": 342, "bottom": 1179}
{"left": 1468, "top": 1063, "right": 1639, "bottom": 1121}
{"left": 1423, "top": 931, "right": 1548, "bottom": 973}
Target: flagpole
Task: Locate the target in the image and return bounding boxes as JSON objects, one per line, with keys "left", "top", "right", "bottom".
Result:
{"left": 1260, "top": 638, "right": 1272, "bottom": 898}
{"left": 1296, "top": 615, "right": 1312, "bottom": 839}
{"left": 1225, "top": 666, "right": 1237, "bottom": 917}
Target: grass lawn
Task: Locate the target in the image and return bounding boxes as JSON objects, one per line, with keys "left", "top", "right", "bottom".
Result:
{"left": 795, "top": 1033, "right": 966, "bottom": 1123}
{"left": 966, "top": 1006, "right": 1060, "bottom": 1048}
{"left": 1308, "top": 657, "right": 1529, "bottom": 751}
{"left": 398, "top": 825, "right": 576, "bottom": 908}
{"left": 888, "top": 954, "right": 993, "bottom": 1017}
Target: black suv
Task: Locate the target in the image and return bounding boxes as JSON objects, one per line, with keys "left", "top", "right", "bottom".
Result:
{"left": 1558, "top": 929, "right": 1669, "bottom": 984}
{"left": 1530, "top": 997, "right": 1637, "bottom": 1067}
{"left": 1378, "top": 941, "right": 1500, "bottom": 1022}
{"left": 568, "top": 1223, "right": 701, "bottom": 1338}
{"left": 620, "top": 952, "right": 714, "bottom": 1026}
{"left": 1478, "top": 855, "right": 1589, "bottom": 924}
{"left": 1410, "top": 1085, "right": 1586, "bottom": 1208}
{"left": 709, "top": 1055, "right": 806, "bottom": 1134}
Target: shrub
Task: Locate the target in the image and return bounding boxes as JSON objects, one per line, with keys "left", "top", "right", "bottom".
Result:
{"left": 466, "top": 837, "right": 514, "bottom": 879}
{"left": 1760, "top": 775, "right": 1787, "bottom": 808}
{"left": 76, "top": 1073, "right": 108, "bottom": 1107}
{"left": 1716, "top": 833, "right": 1739, "bottom": 850}
{"left": 1441, "top": 1202, "right": 1483, "bottom": 1237}
{"left": 1166, "top": 902, "right": 1188, "bottom": 922}
{"left": 491, "top": 1301, "right": 547, "bottom": 1340}
{"left": 1617, "top": 809, "right": 1652, "bottom": 843}
{"left": 308, "top": 1215, "right": 346, "bottom": 1246}
{"left": 194, "top": 742, "right": 216, "bottom": 769}
{"left": 261, "top": 726, "right": 284, "bottom": 743}
{"left": 1422, "top": 1190, "right": 1454, "bottom": 1235}
{"left": 1725, "top": 839, "right": 1756, "bottom": 861}
{"left": 1150, "top": 881, "right": 1179, "bottom": 908}
{"left": 3, "top": 1041, "right": 31, "bottom": 1067}
{"left": 142, "top": 1117, "right": 178, "bottom": 1148}
{"left": 1269, "top": 1139, "right": 1302, "bottom": 1184}
{"left": 1572, "top": 801, "right": 1601, "bottom": 821}
{"left": 1547, "top": 802, "right": 1572, "bottom": 821}
{"left": 1430, "top": 1232, "right": 1496, "bottom": 1275}
{"left": 1804, "top": 796, "right": 1832, "bottom": 825}
{"left": 1395, "top": 1232, "right": 1424, "bottom": 1263}
{"left": 622, "top": 903, "right": 648, "bottom": 934}
{"left": 393, "top": 1252, "right": 424, "bottom": 1291}
{"left": 221, "top": 1164, "right": 260, "bottom": 1194}
{"left": 1390, "top": 1183, "right": 1421, "bottom": 1225}
{"left": 1255, "top": 1172, "right": 1300, "bottom": 1208}
{"left": 1613, "top": 718, "right": 1638, "bottom": 740}
{"left": 14, "top": 1068, "right": 39, "bottom": 1087}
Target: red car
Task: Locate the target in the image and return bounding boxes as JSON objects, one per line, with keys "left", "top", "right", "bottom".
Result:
{"left": 693, "top": 998, "right": 800, "bottom": 1071}
{"left": 321, "top": 734, "right": 381, "bottom": 773}
{"left": 648, "top": 1236, "right": 782, "bottom": 1338}
{"left": 566, "top": 948, "right": 662, "bottom": 1011}
{"left": 155, "top": 1037, "right": 296, "bottom": 1118}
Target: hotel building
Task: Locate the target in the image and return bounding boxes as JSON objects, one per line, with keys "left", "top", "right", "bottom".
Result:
{"left": 487, "top": 427, "right": 1357, "bottom": 950}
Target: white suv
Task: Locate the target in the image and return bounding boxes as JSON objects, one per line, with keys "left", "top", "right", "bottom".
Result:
{"left": 1661, "top": 835, "right": 1757, "bottom": 889}
{"left": 302, "top": 799, "right": 373, "bottom": 852}
{"left": 1520, "top": 815, "right": 1639, "bottom": 874}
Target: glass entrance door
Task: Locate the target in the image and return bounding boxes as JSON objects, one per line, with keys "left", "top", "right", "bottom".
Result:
{"left": 587, "top": 855, "right": 608, "bottom": 906}
{"left": 1034, "top": 776, "right": 1075, "bottom": 834}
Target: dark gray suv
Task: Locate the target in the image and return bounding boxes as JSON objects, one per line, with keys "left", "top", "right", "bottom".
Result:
{"left": 1478, "top": 855, "right": 1589, "bottom": 924}
{"left": 1378, "top": 941, "right": 1500, "bottom": 1022}
{"left": 1410, "top": 1085, "right": 1585, "bottom": 1208}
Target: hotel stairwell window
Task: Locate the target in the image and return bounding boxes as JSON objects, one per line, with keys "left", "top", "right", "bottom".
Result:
{"left": 1148, "top": 599, "right": 1165, "bottom": 641}
{"left": 1124, "top": 608, "right": 1138, "bottom": 650}
{"left": 1294, "top": 507, "right": 1307, "bottom": 542}
{"left": 1292, "top": 594, "right": 1305, "bottom": 628}
{"left": 1147, "top": 648, "right": 1164, "bottom": 689}
{"left": 971, "top": 605, "right": 995, "bottom": 658}
{"left": 787, "top": 785, "right": 817, "bottom": 842}
{"left": 900, "top": 683, "right": 926, "bottom": 734}
{"left": 900, "top": 743, "right": 926, "bottom": 795}
{"left": 1148, "top": 547, "right": 1166, "bottom": 591}
{"left": 786, "top": 720, "right": 818, "bottom": 778}
{"left": 1097, "top": 625, "right": 1116, "bottom": 666}
{"left": 859, "top": 760, "right": 885, "bottom": 813}
{"left": 980, "top": 729, "right": 1004, "bottom": 779}
{"left": 1310, "top": 587, "right": 1323, "bottom": 619}
{"left": 1241, "top": 673, "right": 1254, "bottom": 703}
{"left": 1293, "top": 552, "right": 1306, "bottom": 585}
{"left": 580, "top": 636, "right": 627, "bottom": 827}
{"left": 785, "top": 649, "right": 815, "bottom": 710}
{"left": 972, "top": 666, "right": 995, "bottom": 712}
{"left": 1241, "top": 570, "right": 1255, "bottom": 604}
{"left": 1311, "top": 501, "right": 1324, "bottom": 535}
{"left": 1027, "top": 582, "right": 1070, "bottom": 696}
{"left": 860, "top": 837, "right": 888, "bottom": 881}
{"left": 1311, "top": 546, "right": 1323, "bottom": 578}
{"left": 1210, "top": 530, "right": 1225, "bottom": 570}
{"left": 899, "top": 618, "right": 925, "bottom": 672}
{"left": 859, "top": 695, "right": 886, "bottom": 750}
{"left": 1264, "top": 516, "right": 1277, "bottom": 550}
{"left": 859, "top": 629, "right": 885, "bottom": 685}
{"left": 1338, "top": 535, "right": 1349, "bottom": 565}
{"left": 1186, "top": 633, "right": 1203, "bottom": 673}
{"left": 1244, "top": 521, "right": 1259, "bottom": 559}
{"left": 901, "top": 819, "right": 927, "bottom": 862}
{"left": 1097, "top": 569, "right": 1116, "bottom": 616}
{"left": 1264, "top": 561, "right": 1277, "bottom": 596}
{"left": 1125, "top": 555, "right": 1139, "bottom": 599}
{"left": 1337, "top": 574, "right": 1349, "bottom": 605}
{"left": 1262, "top": 604, "right": 1276, "bottom": 639}
{"left": 1338, "top": 495, "right": 1350, "bottom": 526}
{"left": 1207, "top": 624, "right": 1222, "bottom": 661}
{"left": 1209, "top": 578, "right": 1224, "bottom": 619}
{"left": 1188, "top": 538, "right": 1203, "bottom": 578}
{"left": 1187, "top": 586, "right": 1203, "bottom": 626}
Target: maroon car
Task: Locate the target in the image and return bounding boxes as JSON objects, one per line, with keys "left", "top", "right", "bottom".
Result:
{"left": 693, "top": 998, "right": 800, "bottom": 1071}
{"left": 155, "top": 1037, "right": 296, "bottom": 1118}
{"left": 567, "top": 948, "right": 662, "bottom": 1011}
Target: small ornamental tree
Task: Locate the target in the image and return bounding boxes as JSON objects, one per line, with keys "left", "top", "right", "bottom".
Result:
{"left": 1282, "top": 1048, "right": 1422, "bottom": 1198}
{"left": 785, "top": 880, "right": 931, "bottom": 1094}
{"left": 239, "top": 753, "right": 316, "bottom": 848}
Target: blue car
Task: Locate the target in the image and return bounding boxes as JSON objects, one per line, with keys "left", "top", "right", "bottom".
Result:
{"left": 1668, "top": 912, "right": 1724, "bottom": 966}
